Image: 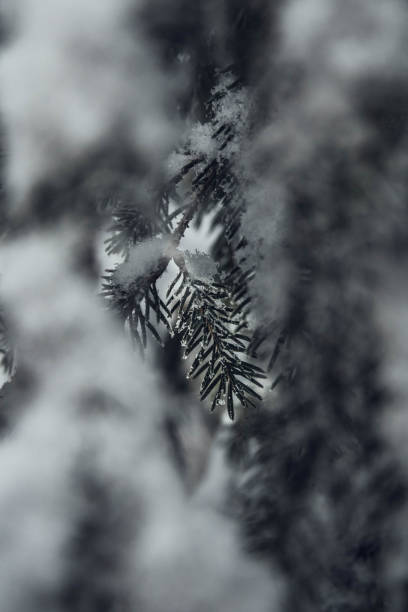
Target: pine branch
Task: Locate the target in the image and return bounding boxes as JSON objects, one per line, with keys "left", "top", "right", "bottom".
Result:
{"left": 167, "top": 260, "right": 266, "bottom": 419}
{"left": 104, "top": 206, "right": 155, "bottom": 257}
{"left": 101, "top": 72, "right": 265, "bottom": 416}
{"left": 169, "top": 75, "right": 248, "bottom": 231}
{"left": 102, "top": 198, "right": 199, "bottom": 348}
{"left": 166, "top": 71, "right": 255, "bottom": 345}
{"left": 101, "top": 259, "right": 171, "bottom": 351}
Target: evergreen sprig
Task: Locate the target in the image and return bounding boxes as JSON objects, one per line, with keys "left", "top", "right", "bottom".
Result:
{"left": 167, "top": 267, "right": 266, "bottom": 419}
{"left": 104, "top": 206, "right": 155, "bottom": 257}
{"left": 169, "top": 72, "right": 248, "bottom": 230}
{"left": 102, "top": 239, "right": 267, "bottom": 418}
{"left": 101, "top": 195, "right": 200, "bottom": 352}
{"left": 100, "top": 73, "right": 266, "bottom": 418}
{"left": 101, "top": 263, "right": 171, "bottom": 351}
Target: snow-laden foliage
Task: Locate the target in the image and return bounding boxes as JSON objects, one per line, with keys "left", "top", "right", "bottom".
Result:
{"left": 1, "top": 1, "right": 408, "bottom": 611}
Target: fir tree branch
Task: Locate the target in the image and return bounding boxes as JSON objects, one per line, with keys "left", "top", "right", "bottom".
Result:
{"left": 102, "top": 72, "right": 263, "bottom": 415}
{"left": 102, "top": 197, "right": 200, "bottom": 348}
{"left": 166, "top": 262, "right": 266, "bottom": 419}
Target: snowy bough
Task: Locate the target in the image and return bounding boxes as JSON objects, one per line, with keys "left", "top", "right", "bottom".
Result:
{"left": 1, "top": 1, "right": 408, "bottom": 611}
